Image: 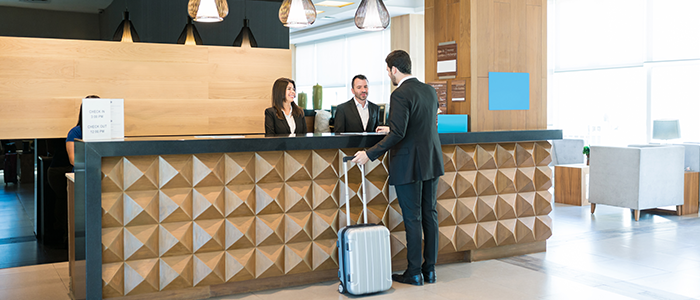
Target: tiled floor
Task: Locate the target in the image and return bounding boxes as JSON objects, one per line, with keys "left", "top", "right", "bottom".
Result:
{"left": 0, "top": 173, "right": 68, "bottom": 269}
{"left": 1, "top": 202, "right": 698, "bottom": 300}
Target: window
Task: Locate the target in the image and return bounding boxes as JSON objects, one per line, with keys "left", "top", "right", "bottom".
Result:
{"left": 294, "top": 31, "right": 391, "bottom": 110}
{"left": 549, "top": 0, "right": 700, "bottom": 144}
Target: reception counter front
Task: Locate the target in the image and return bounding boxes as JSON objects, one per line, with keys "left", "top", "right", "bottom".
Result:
{"left": 72, "top": 130, "right": 562, "bottom": 300}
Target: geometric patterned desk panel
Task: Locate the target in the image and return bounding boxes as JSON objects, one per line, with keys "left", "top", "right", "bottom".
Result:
{"left": 100, "top": 142, "right": 553, "bottom": 298}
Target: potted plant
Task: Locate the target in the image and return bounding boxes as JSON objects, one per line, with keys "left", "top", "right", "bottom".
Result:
{"left": 583, "top": 145, "right": 590, "bottom": 165}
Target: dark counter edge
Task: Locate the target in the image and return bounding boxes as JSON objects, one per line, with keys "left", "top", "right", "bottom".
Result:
{"left": 72, "top": 129, "right": 561, "bottom": 300}
{"left": 77, "top": 130, "right": 563, "bottom": 158}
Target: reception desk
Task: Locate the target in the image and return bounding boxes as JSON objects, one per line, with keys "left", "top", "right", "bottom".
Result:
{"left": 71, "top": 130, "right": 561, "bottom": 300}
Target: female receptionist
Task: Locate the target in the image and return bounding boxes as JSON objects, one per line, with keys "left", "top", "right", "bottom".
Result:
{"left": 264, "top": 78, "right": 307, "bottom": 135}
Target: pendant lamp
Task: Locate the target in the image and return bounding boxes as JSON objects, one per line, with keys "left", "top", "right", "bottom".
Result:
{"left": 233, "top": 0, "right": 257, "bottom": 47}
{"left": 233, "top": 19, "right": 258, "bottom": 47}
{"left": 188, "top": 0, "right": 229, "bottom": 23}
{"left": 113, "top": 10, "right": 140, "bottom": 42}
{"left": 355, "top": 0, "right": 390, "bottom": 31}
{"left": 279, "top": 0, "right": 317, "bottom": 28}
{"left": 177, "top": 16, "right": 203, "bottom": 45}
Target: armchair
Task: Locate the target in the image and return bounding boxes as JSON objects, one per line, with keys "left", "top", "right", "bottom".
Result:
{"left": 589, "top": 145, "right": 684, "bottom": 221}
{"left": 550, "top": 139, "right": 585, "bottom": 165}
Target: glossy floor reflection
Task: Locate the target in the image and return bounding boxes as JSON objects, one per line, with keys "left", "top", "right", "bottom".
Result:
{"left": 0, "top": 175, "right": 68, "bottom": 269}
{"left": 1, "top": 202, "right": 699, "bottom": 300}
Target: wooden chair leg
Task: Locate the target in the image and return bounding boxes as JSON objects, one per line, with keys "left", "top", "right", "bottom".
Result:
{"left": 634, "top": 209, "right": 640, "bottom": 221}
{"left": 590, "top": 203, "right": 596, "bottom": 214}
{"left": 676, "top": 205, "right": 682, "bottom": 216}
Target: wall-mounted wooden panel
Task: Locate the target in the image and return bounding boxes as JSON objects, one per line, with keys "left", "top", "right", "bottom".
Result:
{"left": 473, "top": 0, "right": 546, "bottom": 131}
{"left": 390, "top": 14, "right": 425, "bottom": 82}
{"left": 0, "top": 36, "right": 291, "bottom": 139}
{"left": 425, "top": 0, "right": 546, "bottom": 132}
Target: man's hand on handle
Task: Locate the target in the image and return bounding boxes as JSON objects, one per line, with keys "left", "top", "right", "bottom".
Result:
{"left": 352, "top": 151, "right": 370, "bottom": 165}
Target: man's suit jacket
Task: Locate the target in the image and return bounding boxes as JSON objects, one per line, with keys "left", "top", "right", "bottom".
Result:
{"left": 334, "top": 98, "right": 381, "bottom": 133}
{"left": 365, "top": 78, "right": 445, "bottom": 186}
{"left": 264, "top": 107, "right": 308, "bottom": 135}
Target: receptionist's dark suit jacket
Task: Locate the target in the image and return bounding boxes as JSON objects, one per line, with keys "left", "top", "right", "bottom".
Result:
{"left": 334, "top": 98, "right": 381, "bottom": 133}
{"left": 264, "top": 107, "right": 307, "bottom": 135}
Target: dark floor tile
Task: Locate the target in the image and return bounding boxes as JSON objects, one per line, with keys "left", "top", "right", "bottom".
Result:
{"left": 0, "top": 241, "right": 43, "bottom": 264}
{"left": 0, "top": 235, "right": 36, "bottom": 245}
{"left": 0, "top": 219, "right": 32, "bottom": 230}
{"left": 0, "top": 196, "right": 19, "bottom": 202}
{"left": 0, "top": 241, "right": 67, "bottom": 269}
{"left": 0, "top": 209, "right": 26, "bottom": 218}
{"left": 0, "top": 201, "right": 23, "bottom": 207}
{"left": 0, "top": 225, "right": 35, "bottom": 240}
{"left": 0, "top": 213, "right": 33, "bottom": 223}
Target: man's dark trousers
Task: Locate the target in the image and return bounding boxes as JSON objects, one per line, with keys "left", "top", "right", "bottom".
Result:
{"left": 394, "top": 177, "right": 439, "bottom": 276}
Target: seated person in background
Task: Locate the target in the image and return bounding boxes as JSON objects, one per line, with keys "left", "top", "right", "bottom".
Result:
{"left": 264, "top": 78, "right": 307, "bottom": 135}
{"left": 45, "top": 94, "right": 99, "bottom": 248}
{"left": 334, "top": 74, "right": 382, "bottom": 133}
{"left": 66, "top": 95, "right": 100, "bottom": 166}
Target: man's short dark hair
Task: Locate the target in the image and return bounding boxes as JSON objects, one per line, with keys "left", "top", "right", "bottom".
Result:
{"left": 351, "top": 74, "right": 368, "bottom": 87}
{"left": 385, "top": 50, "right": 412, "bottom": 75}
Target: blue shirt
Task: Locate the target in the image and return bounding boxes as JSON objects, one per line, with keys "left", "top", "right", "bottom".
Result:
{"left": 66, "top": 126, "right": 82, "bottom": 142}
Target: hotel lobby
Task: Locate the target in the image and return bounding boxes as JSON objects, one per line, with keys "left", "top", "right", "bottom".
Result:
{"left": 0, "top": 0, "right": 699, "bottom": 299}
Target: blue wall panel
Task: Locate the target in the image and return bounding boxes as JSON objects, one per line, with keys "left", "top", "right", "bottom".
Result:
{"left": 488, "top": 72, "right": 530, "bottom": 111}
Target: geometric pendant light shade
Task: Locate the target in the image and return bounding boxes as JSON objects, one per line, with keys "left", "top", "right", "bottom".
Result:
{"left": 177, "top": 16, "right": 203, "bottom": 45}
{"left": 354, "top": 0, "right": 390, "bottom": 31}
{"left": 112, "top": 10, "right": 140, "bottom": 42}
{"left": 233, "top": 0, "right": 257, "bottom": 47}
{"left": 188, "top": 0, "right": 229, "bottom": 23}
{"left": 233, "top": 19, "right": 258, "bottom": 47}
{"left": 279, "top": 0, "right": 317, "bottom": 28}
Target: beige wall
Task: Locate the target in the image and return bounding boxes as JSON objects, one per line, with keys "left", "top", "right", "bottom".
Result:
{"left": 0, "top": 36, "right": 291, "bottom": 139}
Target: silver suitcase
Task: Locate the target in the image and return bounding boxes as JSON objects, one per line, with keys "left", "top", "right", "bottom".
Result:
{"left": 337, "top": 156, "right": 392, "bottom": 295}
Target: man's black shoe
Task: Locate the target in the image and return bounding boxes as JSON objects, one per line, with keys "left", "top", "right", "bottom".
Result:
{"left": 422, "top": 271, "right": 436, "bottom": 283}
{"left": 391, "top": 273, "right": 424, "bottom": 286}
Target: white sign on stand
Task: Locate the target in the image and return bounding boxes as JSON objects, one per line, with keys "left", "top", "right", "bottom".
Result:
{"left": 82, "top": 98, "right": 125, "bottom": 141}
{"left": 110, "top": 99, "right": 125, "bottom": 139}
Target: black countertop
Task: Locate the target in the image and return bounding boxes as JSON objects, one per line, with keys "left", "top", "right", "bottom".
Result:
{"left": 77, "top": 130, "right": 562, "bottom": 157}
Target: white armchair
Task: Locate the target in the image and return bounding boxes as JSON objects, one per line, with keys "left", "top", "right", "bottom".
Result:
{"left": 550, "top": 139, "right": 585, "bottom": 165}
{"left": 680, "top": 143, "right": 700, "bottom": 172}
{"left": 589, "top": 145, "right": 685, "bottom": 221}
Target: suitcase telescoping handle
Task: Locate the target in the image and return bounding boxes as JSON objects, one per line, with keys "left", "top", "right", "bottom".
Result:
{"left": 343, "top": 156, "right": 368, "bottom": 226}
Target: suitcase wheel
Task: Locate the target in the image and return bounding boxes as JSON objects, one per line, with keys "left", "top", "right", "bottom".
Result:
{"left": 338, "top": 283, "right": 345, "bottom": 294}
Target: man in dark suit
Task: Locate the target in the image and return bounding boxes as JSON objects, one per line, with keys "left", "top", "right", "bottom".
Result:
{"left": 352, "top": 50, "right": 444, "bottom": 286}
{"left": 334, "top": 75, "right": 381, "bottom": 133}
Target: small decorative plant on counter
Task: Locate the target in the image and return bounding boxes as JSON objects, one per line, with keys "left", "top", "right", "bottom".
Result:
{"left": 583, "top": 145, "right": 590, "bottom": 165}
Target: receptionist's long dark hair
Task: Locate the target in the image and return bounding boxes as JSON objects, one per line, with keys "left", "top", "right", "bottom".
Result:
{"left": 77, "top": 95, "right": 101, "bottom": 127}
{"left": 271, "top": 78, "right": 303, "bottom": 120}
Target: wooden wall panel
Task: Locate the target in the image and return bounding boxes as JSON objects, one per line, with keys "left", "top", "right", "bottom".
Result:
{"left": 425, "top": 0, "right": 472, "bottom": 116}
{"left": 0, "top": 37, "right": 210, "bottom": 63}
{"left": 426, "top": 0, "right": 547, "bottom": 131}
{"left": 0, "top": 36, "right": 291, "bottom": 139}
{"left": 73, "top": 59, "right": 214, "bottom": 82}
{"left": 475, "top": 0, "right": 492, "bottom": 78}
{"left": 390, "top": 14, "right": 425, "bottom": 82}
{"left": 472, "top": 0, "right": 546, "bottom": 131}
{"left": 425, "top": 0, "right": 437, "bottom": 83}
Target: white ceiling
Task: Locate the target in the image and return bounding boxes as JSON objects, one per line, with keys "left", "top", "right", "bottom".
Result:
{"left": 0, "top": 0, "right": 113, "bottom": 13}
{"left": 291, "top": 0, "right": 424, "bottom": 44}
